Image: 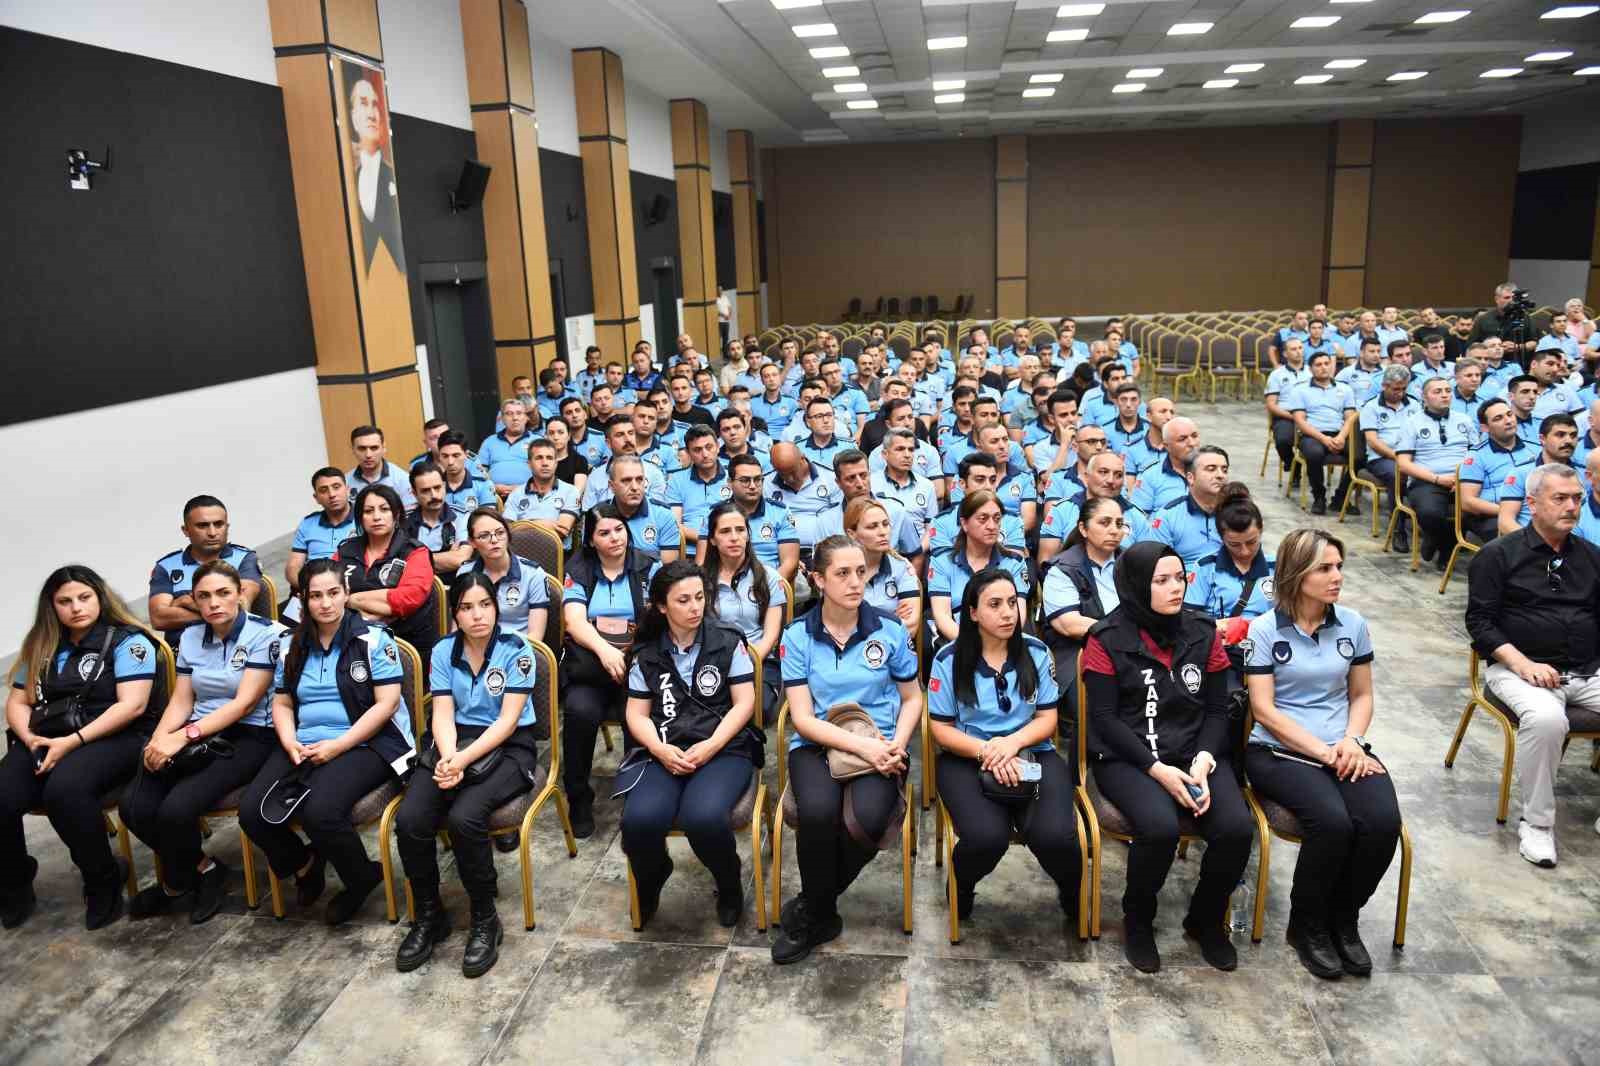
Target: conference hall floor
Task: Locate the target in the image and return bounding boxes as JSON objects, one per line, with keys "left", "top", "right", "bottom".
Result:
{"left": 2, "top": 398, "right": 1595, "bottom": 1066}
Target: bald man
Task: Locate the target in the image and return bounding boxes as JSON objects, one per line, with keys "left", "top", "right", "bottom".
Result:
{"left": 1129, "top": 416, "right": 1200, "bottom": 513}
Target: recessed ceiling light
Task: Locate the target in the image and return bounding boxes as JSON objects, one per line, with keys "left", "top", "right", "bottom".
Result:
{"left": 1542, "top": 5, "right": 1599, "bottom": 17}
{"left": 1480, "top": 67, "right": 1522, "bottom": 77}
{"left": 1203, "top": 78, "right": 1239, "bottom": 88}
{"left": 1022, "top": 86, "right": 1057, "bottom": 97}
{"left": 822, "top": 66, "right": 859, "bottom": 78}
{"left": 1325, "top": 58, "right": 1366, "bottom": 69}
{"left": 1168, "top": 21, "right": 1214, "bottom": 35}
{"left": 1526, "top": 50, "right": 1574, "bottom": 61}
{"left": 1112, "top": 82, "right": 1145, "bottom": 93}
{"left": 1292, "top": 15, "right": 1341, "bottom": 27}
{"left": 927, "top": 35, "right": 967, "bottom": 50}
{"left": 1058, "top": 3, "right": 1105, "bottom": 14}
{"left": 1296, "top": 73, "right": 1334, "bottom": 83}
{"left": 833, "top": 83, "right": 867, "bottom": 93}
{"left": 1387, "top": 70, "right": 1429, "bottom": 80}
{"left": 1577, "top": 65, "right": 1600, "bottom": 74}
{"left": 772, "top": 0, "right": 822, "bottom": 9}
{"left": 934, "top": 92, "right": 965, "bottom": 103}
{"left": 792, "top": 23, "right": 836, "bottom": 38}
{"left": 1030, "top": 73, "right": 1065, "bottom": 83}
{"left": 1414, "top": 10, "right": 1470, "bottom": 23}
{"left": 809, "top": 45, "right": 850, "bottom": 58}
{"left": 932, "top": 79, "right": 967, "bottom": 90}
{"left": 845, "top": 99, "right": 879, "bottom": 110}
{"left": 1046, "top": 28, "right": 1090, "bottom": 41}
{"left": 1128, "top": 67, "right": 1164, "bottom": 78}
{"left": 1224, "top": 62, "right": 1264, "bottom": 73}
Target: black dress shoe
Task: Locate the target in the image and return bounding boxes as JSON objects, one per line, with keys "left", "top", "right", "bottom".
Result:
{"left": 191, "top": 862, "right": 229, "bottom": 925}
{"left": 295, "top": 850, "right": 327, "bottom": 908}
{"left": 637, "top": 858, "right": 673, "bottom": 928}
{"left": 569, "top": 800, "right": 595, "bottom": 840}
{"left": 0, "top": 873, "right": 37, "bottom": 930}
{"left": 1183, "top": 919, "right": 1239, "bottom": 972}
{"left": 493, "top": 830, "right": 521, "bottom": 853}
{"left": 1286, "top": 920, "right": 1344, "bottom": 980}
{"left": 1311, "top": 497, "right": 1327, "bottom": 516}
{"left": 395, "top": 894, "right": 452, "bottom": 972}
{"left": 84, "top": 858, "right": 128, "bottom": 931}
{"left": 770, "top": 900, "right": 844, "bottom": 965}
{"left": 129, "top": 883, "right": 190, "bottom": 920}
{"left": 1391, "top": 530, "right": 1410, "bottom": 554}
{"left": 1333, "top": 917, "right": 1373, "bottom": 976}
{"left": 1123, "top": 919, "right": 1161, "bottom": 973}
{"left": 956, "top": 888, "right": 976, "bottom": 920}
{"left": 325, "top": 862, "right": 383, "bottom": 926}
{"left": 715, "top": 881, "right": 743, "bottom": 929}
{"left": 462, "top": 903, "right": 504, "bottom": 978}
{"left": 779, "top": 893, "right": 807, "bottom": 931}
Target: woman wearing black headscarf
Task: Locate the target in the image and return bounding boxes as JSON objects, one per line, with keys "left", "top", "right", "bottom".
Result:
{"left": 1082, "top": 542, "right": 1254, "bottom": 975}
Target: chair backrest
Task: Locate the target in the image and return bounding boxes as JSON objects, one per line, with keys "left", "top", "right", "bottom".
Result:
{"left": 541, "top": 573, "right": 564, "bottom": 651}
{"left": 150, "top": 637, "right": 177, "bottom": 720}
{"left": 1451, "top": 461, "right": 1471, "bottom": 543}
{"left": 1074, "top": 654, "right": 1089, "bottom": 787}
{"left": 908, "top": 296, "right": 924, "bottom": 316}
{"left": 510, "top": 521, "right": 565, "bottom": 582}
{"left": 778, "top": 576, "right": 795, "bottom": 626}
{"left": 251, "top": 574, "right": 279, "bottom": 622}
{"left": 392, "top": 637, "right": 429, "bottom": 739}
{"left": 524, "top": 636, "right": 560, "bottom": 757}
{"left": 433, "top": 578, "right": 449, "bottom": 637}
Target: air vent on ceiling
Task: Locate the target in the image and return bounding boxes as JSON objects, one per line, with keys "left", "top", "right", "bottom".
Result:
{"left": 1385, "top": 27, "right": 1435, "bottom": 36}
{"left": 1362, "top": 21, "right": 1407, "bottom": 30}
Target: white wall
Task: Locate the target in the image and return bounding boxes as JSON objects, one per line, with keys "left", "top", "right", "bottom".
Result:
{"left": 626, "top": 79, "right": 674, "bottom": 182}
{"left": 529, "top": 23, "right": 579, "bottom": 155}
{"left": 1, "top": 0, "right": 276, "bottom": 83}
{"left": 379, "top": 0, "right": 471, "bottom": 129}
{"left": 0, "top": 370, "right": 328, "bottom": 656}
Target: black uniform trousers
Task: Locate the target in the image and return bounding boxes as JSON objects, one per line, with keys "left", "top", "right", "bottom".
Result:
{"left": 1091, "top": 759, "right": 1254, "bottom": 927}
{"left": 562, "top": 678, "right": 625, "bottom": 809}
{"left": 118, "top": 725, "right": 275, "bottom": 889}
{"left": 1362, "top": 458, "right": 1398, "bottom": 513}
{"left": 621, "top": 753, "right": 751, "bottom": 897}
{"left": 0, "top": 730, "right": 144, "bottom": 889}
{"left": 1296, "top": 436, "right": 1350, "bottom": 502}
{"left": 1271, "top": 416, "right": 1297, "bottom": 472}
{"left": 1244, "top": 747, "right": 1400, "bottom": 926}
{"left": 238, "top": 745, "right": 390, "bottom": 887}
{"left": 788, "top": 745, "right": 901, "bottom": 918}
{"left": 395, "top": 752, "right": 533, "bottom": 902}
{"left": 935, "top": 750, "right": 1081, "bottom": 898}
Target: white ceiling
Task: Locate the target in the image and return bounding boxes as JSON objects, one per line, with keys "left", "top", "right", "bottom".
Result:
{"left": 613, "top": 0, "right": 1600, "bottom": 141}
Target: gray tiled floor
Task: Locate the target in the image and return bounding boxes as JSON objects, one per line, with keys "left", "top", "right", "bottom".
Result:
{"left": 3, "top": 398, "right": 1597, "bottom": 1066}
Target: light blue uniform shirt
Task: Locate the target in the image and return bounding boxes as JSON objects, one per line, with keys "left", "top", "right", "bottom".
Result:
{"left": 1575, "top": 491, "right": 1600, "bottom": 547}
{"left": 926, "top": 547, "right": 1032, "bottom": 617}
{"left": 1532, "top": 382, "right": 1584, "bottom": 422}
{"left": 1129, "top": 456, "right": 1187, "bottom": 514}
{"left": 798, "top": 434, "right": 850, "bottom": 471}
{"left": 1335, "top": 362, "right": 1382, "bottom": 400}
{"left": 751, "top": 393, "right": 799, "bottom": 435}
{"left": 1499, "top": 459, "right": 1591, "bottom": 528}
{"left": 764, "top": 464, "right": 841, "bottom": 548}
{"left": 928, "top": 637, "right": 1058, "bottom": 754}
{"left": 1395, "top": 407, "right": 1474, "bottom": 476}
{"left": 573, "top": 428, "right": 611, "bottom": 468}
{"left": 615, "top": 500, "right": 682, "bottom": 560}
{"left": 454, "top": 555, "right": 550, "bottom": 636}
{"left": 813, "top": 496, "right": 922, "bottom": 556}
{"left": 1243, "top": 605, "right": 1374, "bottom": 748}
{"left": 871, "top": 469, "right": 940, "bottom": 537}
{"left": 273, "top": 625, "right": 406, "bottom": 746}
{"left": 1264, "top": 365, "right": 1310, "bottom": 402}
{"left": 348, "top": 461, "right": 417, "bottom": 512}
{"left": 11, "top": 629, "right": 159, "bottom": 693}
{"left": 1459, "top": 437, "right": 1539, "bottom": 505}
{"left": 780, "top": 608, "right": 917, "bottom": 751}
{"left": 1042, "top": 553, "right": 1119, "bottom": 621}
{"left": 1148, "top": 495, "right": 1222, "bottom": 568}
{"left": 929, "top": 505, "right": 1027, "bottom": 553}
{"left": 562, "top": 560, "right": 661, "bottom": 621}
{"left": 695, "top": 499, "right": 798, "bottom": 570}
{"left": 150, "top": 544, "right": 263, "bottom": 602}
{"left": 504, "top": 479, "right": 581, "bottom": 528}
{"left": 828, "top": 387, "right": 871, "bottom": 438}
{"left": 1041, "top": 494, "right": 1150, "bottom": 548}
{"left": 291, "top": 509, "right": 359, "bottom": 562}
{"left": 1285, "top": 380, "right": 1357, "bottom": 433}
{"left": 176, "top": 612, "right": 286, "bottom": 728}
{"left": 863, "top": 553, "right": 919, "bottom": 615}
{"left": 579, "top": 459, "right": 668, "bottom": 510}
{"left": 442, "top": 472, "right": 497, "bottom": 514}
{"left": 1358, "top": 395, "right": 1417, "bottom": 452}
{"left": 429, "top": 632, "right": 537, "bottom": 728}
{"left": 1185, "top": 551, "right": 1275, "bottom": 621}
{"left": 628, "top": 635, "right": 754, "bottom": 699}
{"left": 665, "top": 464, "right": 733, "bottom": 533}
{"left": 869, "top": 440, "right": 943, "bottom": 486}
{"left": 408, "top": 508, "right": 470, "bottom": 553}
{"left": 713, "top": 566, "right": 788, "bottom": 644}
{"left": 477, "top": 431, "right": 536, "bottom": 486}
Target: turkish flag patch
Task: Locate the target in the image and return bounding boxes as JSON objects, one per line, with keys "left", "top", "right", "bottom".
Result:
{"left": 929, "top": 677, "right": 941, "bottom": 692}
{"left": 563, "top": 574, "right": 574, "bottom": 588}
{"left": 1504, "top": 475, "right": 1518, "bottom": 486}
{"left": 1151, "top": 518, "right": 1163, "bottom": 529}
{"left": 778, "top": 644, "right": 786, "bottom": 657}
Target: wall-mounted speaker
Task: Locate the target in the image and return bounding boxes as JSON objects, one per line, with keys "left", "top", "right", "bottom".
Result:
{"left": 448, "top": 159, "right": 492, "bottom": 213}
{"left": 642, "top": 192, "right": 672, "bottom": 227}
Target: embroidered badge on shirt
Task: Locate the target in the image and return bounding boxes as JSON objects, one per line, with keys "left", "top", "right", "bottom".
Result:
{"left": 1336, "top": 637, "right": 1355, "bottom": 659}
{"left": 695, "top": 664, "right": 722, "bottom": 697}
{"left": 1180, "top": 663, "right": 1202, "bottom": 694}
{"left": 862, "top": 639, "right": 887, "bottom": 668}
{"left": 1272, "top": 641, "right": 1293, "bottom": 664}
{"left": 485, "top": 667, "right": 507, "bottom": 697}
{"left": 350, "top": 661, "right": 370, "bottom": 683}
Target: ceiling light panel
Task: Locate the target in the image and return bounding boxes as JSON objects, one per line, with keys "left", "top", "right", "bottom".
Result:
{"left": 1046, "top": 28, "right": 1090, "bottom": 41}
{"left": 1525, "top": 51, "right": 1574, "bottom": 61}
{"left": 1577, "top": 65, "right": 1600, "bottom": 74}
{"left": 1167, "top": 22, "right": 1213, "bottom": 35}
{"left": 809, "top": 45, "right": 850, "bottom": 58}
{"left": 1542, "top": 5, "right": 1599, "bottom": 17}
{"left": 1022, "top": 87, "right": 1057, "bottom": 97}
{"left": 1128, "top": 67, "right": 1164, "bottom": 78}
{"left": 934, "top": 93, "right": 965, "bottom": 103}
{"left": 1030, "top": 73, "right": 1065, "bottom": 83}
{"left": 792, "top": 23, "right": 836, "bottom": 38}
{"left": 1057, "top": 3, "right": 1105, "bottom": 15}
{"left": 1224, "top": 62, "right": 1264, "bottom": 73}
{"left": 772, "top": 0, "right": 823, "bottom": 9}
{"left": 1112, "top": 83, "right": 1145, "bottom": 93}
{"left": 1387, "top": 70, "right": 1429, "bottom": 80}
{"left": 833, "top": 83, "right": 867, "bottom": 93}
{"left": 1479, "top": 67, "right": 1522, "bottom": 77}
{"left": 932, "top": 79, "right": 966, "bottom": 90}
{"left": 1203, "top": 78, "right": 1238, "bottom": 88}
{"left": 845, "top": 99, "right": 879, "bottom": 110}
{"left": 927, "top": 36, "right": 968, "bottom": 50}
{"left": 1325, "top": 58, "right": 1366, "bottom": 69}
{"left": 821, "top": 66, "right": 859, "bottom": 78}
{"left": 1296, "top": 73, "right": 1334, "bottom": 83}
{"left": 1414, "top": 10, "right": 1470, "bottom": 23}
{"left": 1291, "top": 15, "right": 1341, "bottom": 27}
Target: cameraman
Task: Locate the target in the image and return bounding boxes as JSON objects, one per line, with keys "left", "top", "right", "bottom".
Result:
{"left": 1470, "top": 283, "right": 1537, "bottom": 367}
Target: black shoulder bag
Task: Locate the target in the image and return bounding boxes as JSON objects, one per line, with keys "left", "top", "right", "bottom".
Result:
{"left": 29, "top": 628, "right": 115, "bottom": 739}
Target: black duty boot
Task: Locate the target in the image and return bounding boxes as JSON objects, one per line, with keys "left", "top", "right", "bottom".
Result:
{"left": 191, "top": 861, "right": 229, "bottom": 925}
{"left": 1183, "top": 917, "right": 1239, "bottom": 972}
{"left": 462, "top": 897, "right": 504, "bottom": 978}
{"left": 493, "top": 830, "right": 520, "bottom": 853}
{"left": 128, "top": 883, "right": 191, "bottom": 920}
{"left": 956, "top": 887, "right": 976, "bottom": 920}
{"left": 637, "top": 857, "right": 673, "bottom": 929}
{"left": 1286, "top": 916, "right": 1344, "bottom": 980}
{"left": 569, "top": 797, "right": 595, "bottom": 840}
{"left": 714, "top": 867, "right": 742, "bottom": 929}
{"left": 1310, "top": 496, "right": 1327, "bottom": 516}
{"left": 770, "top": 897, "right": 843, "bottom": 965}
{"left": 84, "top": 858, "right": 128, "bottom": 931}
{"left": 395, "top": 891, "right": 452, "bottom": 972}
{"left": 325, "top": 861, "right": 383, "bottom": 926}
{"left": 295, "top": 849, "right": 328, "bottom": 908}
{"left": 1332, "top": 914, "right": 1373, "bottom": 976}
{"left": 1122, "top": 918, "right": 1160, "bottom": 973}
{"left": 0, "top": 857, "right": 38, "bottom": 930}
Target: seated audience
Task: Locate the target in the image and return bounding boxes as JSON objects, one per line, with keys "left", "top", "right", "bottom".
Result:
{"left": 404, "top": 462, "right": 474, "bottom": 575}
{"left": 503, "top": 437, "right": 581, "bottom": 548}
{"left": 845, "top": 498, "right": 921, "bottom": 634}
{"left": 455, "top": 508, "right": 550, "bottom": 640}
{"left": 1395, "top": 377, "right": 1475, "bottom": 569}
{"left": 927, "top": 490, "right": 1032, "bottom": 646}
{"left": 703, "top": 501, "right": 789, "bottom": 722}
{"left": 1286, "top": 350, "right": 1357, "bottom": 515}
{"left": 337, "top": 484, "right": 438, "bottom": 665}
{"left": 148, "top": 494, "right": 263, "bottom": 642}
{"left": 1149, "top": 448, "right": 1231, "bottom": 568}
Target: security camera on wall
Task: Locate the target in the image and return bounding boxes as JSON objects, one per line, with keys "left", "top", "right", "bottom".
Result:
{"left": 67, "top": 146, "right": 110, "bottom": 191}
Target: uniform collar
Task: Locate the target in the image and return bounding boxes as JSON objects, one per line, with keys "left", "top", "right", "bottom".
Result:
{"left": 472, "top": 554, "right": 524, "bottom": 587}
{"left": 803, "top": 603, "right": 884, "bottom": 650}
{"left": 496, "top": 429, "right": 526, "bottom": 443}
{"left": 1218, "top": 550, "right": 1271, "bottom": 582}
{"left": 1183, "top": 493, "right": 1214, "bottom": 517}
{"left": 1273, "top": 602, "right": 1340, "bottom": 637}
{"left": 63, "top": 620, "right": 114, "bottom": 655}
{"left": 521, "top": 476, "right": 559, "bottom": 497}
{"left": 318, "top": 507, "right": 354, "bottom": 529}
{"left": 880, "top": 467, "right": 915, "bottom": 490}
{"left": 687, "top": 464, "right": 727, "bottom": 487}
{"left": 202, "top": 609, "right": 250, "bottom": 648}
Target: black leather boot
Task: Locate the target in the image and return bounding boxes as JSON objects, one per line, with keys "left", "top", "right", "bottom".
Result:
{"left": 1287, "top": 916, "right": 1344, "bottom": 980}
{"left": 1, "top": 856, "right": 39, "bottom": 929}
{"left": 461, "top": 896, "right": 503, "bottom": 979}
{"left": 395, "top": 891, "right": 451, "bottom": 972}
{"left": 84, "top": 858, "right": 128, "bottom": 931}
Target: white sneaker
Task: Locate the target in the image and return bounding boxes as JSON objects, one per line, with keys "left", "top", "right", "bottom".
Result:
{"left": 1519, "top": 822, "right": 1557, "bottom": 868}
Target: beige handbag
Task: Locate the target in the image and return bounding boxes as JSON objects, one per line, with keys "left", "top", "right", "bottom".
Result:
{"left": 824, "top": 703, "right": 882, "bottom": 781}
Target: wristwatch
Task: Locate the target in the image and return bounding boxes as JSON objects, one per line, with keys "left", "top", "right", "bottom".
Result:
{"left": 185, "top": 723, "right": 203, "bottom": 742}
{"left": 1349, "top": 734, "right": 1371, "bottom": 754}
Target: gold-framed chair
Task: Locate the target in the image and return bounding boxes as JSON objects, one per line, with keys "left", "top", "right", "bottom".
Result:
{"left": 264, "top": 637, "right": 426, "bottom": 921}
{"left": 768, "top": 700, "right": 916, "bottom": 935}
{"left": 1436, "top": 462, "right": 1477, "bottom": 594}
{"left": 1238, "top": 707, "right": 1413, "bottom": 948}
{"left": 509, "top": 521, "right": 565, "bottom": 582}
{"left": 388, "top": 636, "right": 578, "bottom": 930}
{"left": 1073, "top": 660, "right": 1247, "bottom": 939}
{"left": 250, "top": 574, "right": 279, "bottom": 622}
{"left": 926, "top": 701, "right": 1090, "bottom": 944}
{"left": 1336, "top": 444, "right": 1384, "bottom": 538}
{"left": 1260, "top": 412, "right": 1285, "bottom": 487}
{"left": 624, "top": 644, "right": 769, "bottom": 931}
{"left": 1380, "top": 465, "right": 1421, "bottom": 571}
{"left": 1444, "top": 650, "right": 1600, "bottom": 825}
{"left": 433, "top": 578, "right": 449, "bottom": 638}
{"left": 1286, "top": 425, "right": 1354, "bottom": 511}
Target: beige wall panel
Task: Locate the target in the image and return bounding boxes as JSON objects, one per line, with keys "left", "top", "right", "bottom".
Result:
{"left": 318, "top": 383, "right": 372, "bottom": 467}
{"left": 493, "top": 345, "right": 532, "bottom": 404}
{"left": 1335, "top": 119, "right": 1374, "bottom": 168}
{"left": 996, "top": 278, "right": 1027, "bottom": 320}
{"left": 996, "top": 182, "right": 1028, "bottom": 280}
{"left": 581, "top": 140, "right": 623, "bottom": 321}
{"left": 511, "top": 112, "right": 555, "bottom": 352}
{"left": 324, "top": 0, "right": 383, "bottom": 57}
{"left": 1328, "top": 168, "right": 1371, "bottom": 268}
{"left": 475, "top": 112, "right": 529, "bottom": 337}
{"left": 1327, "top": 269, "right": 1366, "bottom": 311}
{"left": 572, "top": 50, "right": 608, "bottom": 137}
{"left": 459, "top": 0, "right": 507, "bottom": 107}
{"left": 996, "top": 134, "right": 1027, "bottom": 181}
{"left": 369, "top": 371, "right": 425, "bottom": 457}
{"left": 603, "top": 51, "right": 627, "bottom": 139}
{"left": 501, "top": 0, "right": 534, "bottom": 109}
{"left": 608, "top": 141, "right": 641, "bottom": 313}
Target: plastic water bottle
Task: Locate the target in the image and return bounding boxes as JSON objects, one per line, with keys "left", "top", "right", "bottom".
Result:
{"left": 1230, "top": 877, "right": 1251, "bottom": 934}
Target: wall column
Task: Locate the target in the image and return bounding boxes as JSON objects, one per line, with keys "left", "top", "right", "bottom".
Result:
{"left": 671, "top": 99, "right": 718, "bottom": 354}
{"left": 572, "top": 47, "right": 642, "bottom": 358}
{"left": 729, "top": 129, "right": 761, "bottom": 333}
{"left": 995, "top": 134, "right": 1028, "bottom": 320}
{"left": 460, "top": 0, "right": 559, "bottom": 398}
{"left": 1325, "top": 118, "right": 1374, "bottom": 310}
{"left": 268, "top": 0, "right": 423, "bottom": 464}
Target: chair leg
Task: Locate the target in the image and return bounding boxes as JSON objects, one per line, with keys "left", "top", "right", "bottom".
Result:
{"left": 113, "top": 818, "right": 137, "bottom": 895}
{"left": 552, "top": 788, "right": 578, "bottom": 857}
{"left": 901, "top": 801, "right": 914, "bottom": 935}
{"left": 1494, "top": 712, "right": 1516, "bottom": 826}
{"left": 752, "top": 811, "right": 768, "bottom": 932}
{"left": 943, "top": 803, "right": 960, "bottom": 944}
{"left": 1443, "top": 701, "right": 1475, "bottom": 768}
{"left": 920, "top": 729, "right": 933, "bottom": 812}
{"left": 520, "top": 821, "right": 536, "bottom": 930}
{"left": 1075, "top": 810, "right": 1090, "bottom": 942}
{"left": 602, "top": 723, "right": 615, "bottom": 753}
{"left": 1437, "top": 544, "right": 1462, "bottom": 595}
{"left": 1259, "top": 438, "right": 1272, "bottom": 478}
{"left": 1087, "top": 817, "right": 1103, "bottom": 940}
{"left": 1248, "top": 808, "right": 1270, "bottom": 944}
{"left": 770, "top": 819, "right": 785, "bottom": 924}
{"left": 627, "top": 857, "right": 642, "bottom": 931}
{"left": 1590, "top": 741, "right": 1600, "bottom": 774}
{"left": 1177, "top": 839, "right": 1190, "bottom": 861}
{"left": 1394, "top": 822, "right": 1413, "bottom": 950}
{"left": 239, "top": 828, "right": 259, "bottom": 910}
{"left": 268, "top": 866, "right": 285, "bottom": 920}
{"left": 379, "top": 800, "right": 399, "bottom": 923}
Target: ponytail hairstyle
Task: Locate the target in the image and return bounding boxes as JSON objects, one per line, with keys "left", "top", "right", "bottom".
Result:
{"left": 16, "top": 565, "right": 157, "bottom": 694}
{"left": 628, "top": 560, "right": 706, "bottom": 669}
{"left": 843, "top": 496, "right": 908, "bottom": 563}
{"left": 702, "top": 502, "right": 770, "bottom": 621}
{"left": 284, "top": 558, "right": 347, "bottom": 697}
{"left": 952, "top": 568, "right": 1038, "bottom": 709}
{"left": 1063, "top": 495, "right": 1124, "bottom": 551}
{"left": 191, "top": 559, "right": 246, "bottom": 625}
{"left": 1215, "top": 481, "right": 1263, "bottom": 535}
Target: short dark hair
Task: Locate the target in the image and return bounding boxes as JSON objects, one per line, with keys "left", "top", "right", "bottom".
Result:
{"left": 727, "top": 453, "right": 764, "bottom": 478}
{"left": 560, "top": 395, "right": 584, "bottom": 411}
{"left": 1540, "top": 413, "right": 1578, "bottom": 436}
{"left": 1508, "top": 374, "right": 1539, "bottom": 392}
{"left": 409, "top": 461, "right": 444, "bottom": 486}
{"left": 805, "top": 397, "right": 834, "bottom": 415}
{"left": 585, "top": 345, "right": 601, "bottom": 357}
{"left": 951, "top": 385, "right": 977, "bottom": 404}
{"left": 880, "top": 397, "right": 913, "bottom": 421}
{"left": 833, "top": 448, "right": 868, "bottom": 473}
{"left": 182, "top": 494, "right": 226, "bottom": 521}
{"left": 958, "top": 452, "right": 999, "bottom": 480}
{"left": 1477, "top": 397, "right": 1510, "bottom": 424}
{"left": 422, "top": 418, "right": 448, "bottom": 433}
{"left": 436, "top": 430, "right": 468, "bottom": 452}
{"left": 527, "top": 436, "right": 555, "bottom": 455}
{"left": 350, "top": 424, "right": 383, "bottom": 443}
{"left": 715, "top": 407, "right": 744, "bottom": 427}
{"left": 1386, "top": 339, "right": 1411, "bottom": 358}
{"left": 684, "top": 424, "right": 717, "bottom": 447}
{"left": 540, "top": 367, "right": 561, "bottom": 386}
{"left": 311, "top": 466, "right": 344, "bottom": 487}
{"left": 1113, "top": 382, "right": 1141, "bottom": 398}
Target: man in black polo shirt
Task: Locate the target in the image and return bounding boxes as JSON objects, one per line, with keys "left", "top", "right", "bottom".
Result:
{"left": 1466, "top": 463, "right": 1600, "bottom": 868}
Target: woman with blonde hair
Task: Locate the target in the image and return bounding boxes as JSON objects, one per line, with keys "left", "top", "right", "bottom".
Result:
{"left": 843, "top": 496, "right": 919, "bottom": 632}
{"left": 1, "top": 565, "right": 161, "bottom": 929}
{"left": 1243, "top": 527, "right": 1400, "bottom": 981}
